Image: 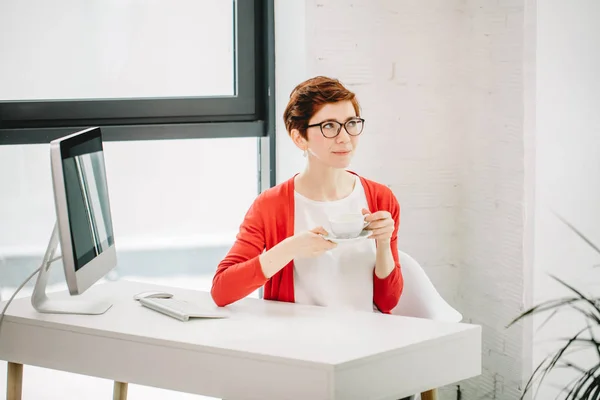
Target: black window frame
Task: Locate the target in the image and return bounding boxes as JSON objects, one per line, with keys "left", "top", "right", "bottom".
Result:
{"left": 0, "top": 0, "right": 276, "bottom": 169}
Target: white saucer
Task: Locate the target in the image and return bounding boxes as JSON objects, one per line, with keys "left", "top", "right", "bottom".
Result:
{"left": 322, "top": 230, "right": 371, "bottom": 244}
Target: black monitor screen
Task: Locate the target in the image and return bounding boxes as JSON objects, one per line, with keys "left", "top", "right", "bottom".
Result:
{"left": 61, "top": 132, "right": 115, "bottom": 271}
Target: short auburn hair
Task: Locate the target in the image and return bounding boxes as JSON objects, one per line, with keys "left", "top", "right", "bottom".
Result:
{"left": 283, "top": 76, "right": 360, "bottom": 138}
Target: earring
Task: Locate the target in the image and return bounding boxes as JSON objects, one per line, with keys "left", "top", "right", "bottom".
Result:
{"left": 303, "top": 149, "right": 308, "bottom": 157}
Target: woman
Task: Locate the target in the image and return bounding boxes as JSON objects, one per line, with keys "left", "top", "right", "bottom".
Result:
{"left": 211, "top": 76, "right": 403, "bottom": 314}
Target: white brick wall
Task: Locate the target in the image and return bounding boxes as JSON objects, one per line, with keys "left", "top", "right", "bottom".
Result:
{"left": 456, "top": 1, "right": 528, "bottom": 399}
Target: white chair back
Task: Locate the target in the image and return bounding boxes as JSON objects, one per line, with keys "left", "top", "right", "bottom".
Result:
{"left": 391, "top": 250, "right": 462, "bottom": 323}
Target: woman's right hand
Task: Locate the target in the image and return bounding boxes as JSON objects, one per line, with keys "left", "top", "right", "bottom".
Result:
{"left": 287, "top": 226, "right": 337, "bottom": 258}
{"left": 259, "top": 226, "right": 337, "bottom": 279}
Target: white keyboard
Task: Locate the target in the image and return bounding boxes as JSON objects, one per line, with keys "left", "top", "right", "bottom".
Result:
{"left": 139, "top": 297, "right": 229, "bottom": 322}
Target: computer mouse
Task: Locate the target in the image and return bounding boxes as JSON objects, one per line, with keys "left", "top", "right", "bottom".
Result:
{"left": 133, "top": 291, "right": 174, "bottom": 301}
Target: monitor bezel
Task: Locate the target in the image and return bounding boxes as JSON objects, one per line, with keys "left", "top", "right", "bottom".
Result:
{"left": 50, "top": 126, "right": 117, "bottom": 295}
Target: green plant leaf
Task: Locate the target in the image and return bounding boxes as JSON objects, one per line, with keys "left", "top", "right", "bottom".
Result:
{"left": 508, "top": 216, "right": 600, "bottom": 399}
{"left": 549, "top": 275, "right": 600, "bottom": 317}
{"left": 553, "top": 211, "right": 600, "bottom": 257}
{"left": 507, "top": 297, "right": 583, "bottom": 328}
{"left": 566, "top": 364, "right": 600, "bottom": 399}
{"left": 522, "top": 326, "right": 590, "bottom": 399}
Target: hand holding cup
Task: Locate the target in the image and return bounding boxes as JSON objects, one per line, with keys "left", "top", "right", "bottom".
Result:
{"left": 362, "top": 208, "right": 394, "bottom": 243}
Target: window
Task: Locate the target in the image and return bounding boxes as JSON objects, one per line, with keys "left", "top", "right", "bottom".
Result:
{"left": 0, "top": 137, "right": 259, "bottom": 295}
{"left": 0, "top": 0, "right": 274, "bottom": 289}
{"left": 0, "top": 0, "right": 275, "bottom": 144}
{"left": 1, "top": 1, "right": 235, "bottom": 101}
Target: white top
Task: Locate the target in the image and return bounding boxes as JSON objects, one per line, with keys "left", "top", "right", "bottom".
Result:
{"left": 293, "top": 176, "right": 377, "bottom": 312}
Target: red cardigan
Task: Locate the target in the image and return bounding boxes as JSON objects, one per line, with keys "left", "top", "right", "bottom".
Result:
{"left": 210, "top": 172, "right": 404, "bottom": 313}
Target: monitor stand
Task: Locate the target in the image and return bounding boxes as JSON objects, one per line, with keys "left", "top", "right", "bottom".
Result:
{"left": 31, "top": 222, "right": 112, "bottom": 315}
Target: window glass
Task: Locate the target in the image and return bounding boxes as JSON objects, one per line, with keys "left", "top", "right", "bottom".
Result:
{"left": 0, "top": 137, "right": 259, "bottom": 298}
{"left": 0, "top": 0, "right": 235, "bottom": 100}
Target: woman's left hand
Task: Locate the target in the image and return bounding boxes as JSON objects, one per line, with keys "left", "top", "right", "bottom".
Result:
{"left": 362, "top": 208, "right": 394, "bottom": 243}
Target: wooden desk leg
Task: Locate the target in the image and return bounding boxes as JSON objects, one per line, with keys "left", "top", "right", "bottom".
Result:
{"left": 421, "top": 388, "right": 438, "bottom": 400}
{"left": 113, "top": 381, "right": 128, "bottom": 400}
{"left": 7, "top": 362, "right": 23, "bottom": 400}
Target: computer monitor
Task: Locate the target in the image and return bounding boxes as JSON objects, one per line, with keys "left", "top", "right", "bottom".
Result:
{"left": 31, "top": 127, "right": 116, "bottom": 315}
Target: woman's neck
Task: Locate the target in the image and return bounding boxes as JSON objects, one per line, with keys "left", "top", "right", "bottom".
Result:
{"left": 295, "top": 162, "right": 355, "bottom": 202}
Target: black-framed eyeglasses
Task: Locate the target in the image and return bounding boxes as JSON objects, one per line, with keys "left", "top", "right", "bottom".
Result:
{"left": 306, "top": 117, "right": 365, "bottom": 138}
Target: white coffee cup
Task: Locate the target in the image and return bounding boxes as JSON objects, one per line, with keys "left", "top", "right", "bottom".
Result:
{"left": 328, "top": 212, "right": 369, "bottom": 239}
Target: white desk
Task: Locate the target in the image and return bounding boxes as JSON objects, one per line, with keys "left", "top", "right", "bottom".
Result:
{"left": 0, "top": 280, "right": 481, "bottom": 400}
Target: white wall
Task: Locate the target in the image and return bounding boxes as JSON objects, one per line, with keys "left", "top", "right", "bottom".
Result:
{"left": 533, "top": 1, "right": 600, "bottom": 398}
